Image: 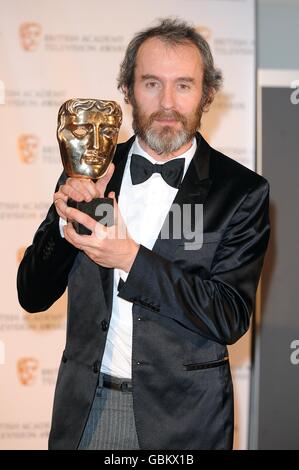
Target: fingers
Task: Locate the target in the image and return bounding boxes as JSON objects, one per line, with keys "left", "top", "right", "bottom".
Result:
{"left": 64, "top": 205, "right": 97, "bottom": 231}
{"left": 63, "top": 212, "right": 108, "bottom": 253}
{"left": 63, "top": 220, "right": 98, "bottom": 250}
{"left": 54, "top": 163, "right": 115, "bottom": 214}
{"left": 54, "top": 177, "right": 97, "bottom": 219}
{"left": 107, "top": 191, "right": 124, "bottom": 229}
{"left": 61, "top": 178, "right": 97, "bottom": 202}
{"left": 63, "top": 222, "right": 96, "bottom": 251}
{"left": 63, "top": 222, "right": 82, "bottom": 250}
{"left": 55, "top": 162, "right": 115, "bottom": 217}
{"left": 53, "top": 196, "right": 68, "bottom": 219}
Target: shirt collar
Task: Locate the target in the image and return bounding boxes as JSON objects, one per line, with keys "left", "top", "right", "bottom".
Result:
{"left": 129, "top": 136, "right": 197, "bottom": 178}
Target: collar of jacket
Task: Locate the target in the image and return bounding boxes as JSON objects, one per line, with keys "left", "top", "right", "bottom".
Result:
{"left": 105, "top": 132, "right": 211, "bottom": 199}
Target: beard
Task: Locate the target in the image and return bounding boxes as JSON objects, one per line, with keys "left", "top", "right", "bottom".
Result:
{"left": 131, "top": 98, "right": 203, "bottom": 155}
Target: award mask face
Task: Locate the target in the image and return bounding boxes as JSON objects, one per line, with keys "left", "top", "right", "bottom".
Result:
{"left": 57, "top": 99, "right": 122, "bottom": 179}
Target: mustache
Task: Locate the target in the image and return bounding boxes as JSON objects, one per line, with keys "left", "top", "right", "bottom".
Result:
{"left": 148, "top": 110, "right": 187, "bottom": 126}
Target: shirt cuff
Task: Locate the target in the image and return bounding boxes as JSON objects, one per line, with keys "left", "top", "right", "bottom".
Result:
{"left": 59, "top": 217, "right": 67, "bottom": 238}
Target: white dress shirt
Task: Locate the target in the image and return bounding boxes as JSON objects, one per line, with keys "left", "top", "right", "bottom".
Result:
{"left": 100, "top": 137, "right": 196, "bottom": 378}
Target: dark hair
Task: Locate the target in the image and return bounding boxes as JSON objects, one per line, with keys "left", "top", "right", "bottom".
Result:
{"left": 118, "top": 17, "right": 223, "bottom": 110}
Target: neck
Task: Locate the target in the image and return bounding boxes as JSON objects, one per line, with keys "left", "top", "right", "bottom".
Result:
{"left": 137, "top": 138, "right": 193, "bottom": 162}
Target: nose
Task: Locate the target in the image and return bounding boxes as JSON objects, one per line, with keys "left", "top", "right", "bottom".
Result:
{"left": 93, "top": 124, "right": 100, "bottom": 150}
{"left": 159, "top": 83, "right": 176, "bottom": 110}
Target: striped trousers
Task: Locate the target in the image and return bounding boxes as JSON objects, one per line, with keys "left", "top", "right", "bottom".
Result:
{"left": 78, "top": 372, "right": 140, "bottom": 450}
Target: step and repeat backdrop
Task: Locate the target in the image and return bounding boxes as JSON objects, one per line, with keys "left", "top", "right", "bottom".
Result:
{"left": 0, "top": 0, "right": 256, "bottom": 449}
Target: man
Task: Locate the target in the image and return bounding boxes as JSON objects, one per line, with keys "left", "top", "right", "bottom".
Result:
{"left": 17, "top": 18, "right": 270, "bottom": 450}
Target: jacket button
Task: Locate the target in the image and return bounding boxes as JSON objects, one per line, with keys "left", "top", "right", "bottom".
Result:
{"left": 93, "top": 361, "right": 100, "bottom": 373}
{"left": 101, "top": 320, "right": 108, "bottom": 331}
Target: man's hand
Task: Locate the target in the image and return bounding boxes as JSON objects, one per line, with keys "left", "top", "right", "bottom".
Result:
{"left": 63, "top": 191, "right": 140, "bottom": 273}
{"left": 53, "top": 163, "right": 115, "bottom": 221}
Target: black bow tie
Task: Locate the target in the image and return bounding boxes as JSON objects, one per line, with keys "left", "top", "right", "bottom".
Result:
{"left": 130, "top": 154, "right": 185, "bottom": 189}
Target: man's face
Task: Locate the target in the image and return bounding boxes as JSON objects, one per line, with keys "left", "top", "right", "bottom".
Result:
{"left": 131, "top": 37, "right": 204, "bottom": 157}
{"left": 58, "top": 108, "right": 120, "bottom": 179}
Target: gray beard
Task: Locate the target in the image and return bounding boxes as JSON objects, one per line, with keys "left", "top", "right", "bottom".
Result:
{"left": 131, "top": 96, "right": 202, "bottom": 155}
{"left": 143, "top": 127, "right": 191, "bottom": 155}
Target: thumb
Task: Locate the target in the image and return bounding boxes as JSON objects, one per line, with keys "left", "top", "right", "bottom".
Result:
{"left": 108, "top": 191, "right": 117, "bottom": 220}
{"left": 107, "top": 191, "right": 129, "bottom": 240}
{"left": 95, "top": 163, "right": 115, "bottom": 197}
{"left": 108, "top": 191, "right": 122, "bottom": 228}
{"left": 108, "top": 191, "right": 116, "bottom": 200}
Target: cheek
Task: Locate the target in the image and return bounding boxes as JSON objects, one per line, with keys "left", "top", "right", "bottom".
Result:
{"left": 70, "top": 137, "right": 87, "bottom": 146}
{"left": 68, "top": 137, "right": 91, "bottom": 154}
{"left": 102, "top": 138, "right": 114, "bottom": 151}
{"left": 134, "top": 88, "right": 159, "bottom": 110}
{"left": 176, "top": 95, "right": 196, "bottom": 111}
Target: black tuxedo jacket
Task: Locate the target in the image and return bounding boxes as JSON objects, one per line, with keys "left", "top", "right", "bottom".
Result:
{"left": 17, "top": 133, "right": 270, "bottom": 450}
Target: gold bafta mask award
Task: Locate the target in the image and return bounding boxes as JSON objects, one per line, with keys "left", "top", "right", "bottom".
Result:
{"left": 57, "top": 98, "right": 122, "bottom": 234}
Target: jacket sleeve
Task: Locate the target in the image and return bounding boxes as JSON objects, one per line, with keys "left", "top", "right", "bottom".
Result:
{"left": 118, "top": 180, "right": 270, "bottom": 345}
{"left": 17, "top": 172, "right": 78, "bottom": 313}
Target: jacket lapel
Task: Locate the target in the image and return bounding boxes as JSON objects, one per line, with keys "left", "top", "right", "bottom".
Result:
{"left": 105, "top": 135, "right": 136, "bottom": 200}
{"left": 152, "top": 133, "right": 212, "bottom": 258}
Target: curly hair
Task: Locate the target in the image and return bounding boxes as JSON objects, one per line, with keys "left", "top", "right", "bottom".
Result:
{"left": 118, "top": 17, "right": 223, "bottom": 110}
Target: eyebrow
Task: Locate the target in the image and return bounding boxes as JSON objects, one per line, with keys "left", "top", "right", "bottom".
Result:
{"left": 141, "top": 74, "right": 160, "bottom": 81}
{"left": 141, "top": 74, "right": 195, "bottom": 83}
{"left": 176, "top": 77, "right": 195, "bottom": 83}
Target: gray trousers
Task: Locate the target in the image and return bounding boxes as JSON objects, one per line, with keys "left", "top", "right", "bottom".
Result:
{"left": 78, "top": 373, "right": 140, "bottom": 450}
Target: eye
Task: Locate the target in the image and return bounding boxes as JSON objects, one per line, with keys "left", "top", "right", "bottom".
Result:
{"left": 102, "top": 127, "right": 117, "bottom": 138}
{"left": 177, "top": 83, "right": 191, "bottom": 91}
{"left": 73, "top": 127, "right": 88, "bottom": 138}
{"left": 145, "top": 81, "right": 160, "bottom": 89}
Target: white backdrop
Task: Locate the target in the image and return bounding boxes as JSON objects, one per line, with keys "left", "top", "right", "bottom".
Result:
{"left": 0, "top": 0, "right": 256, "bottom": 450}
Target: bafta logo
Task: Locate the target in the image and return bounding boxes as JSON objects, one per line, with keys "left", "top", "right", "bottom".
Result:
{"left": 19, "top": 22, "right": 42, "bottom": 52}
{"left": 18, "top": 134, "right": 39, "bottom": 164}
{"left": 17, "top": 357, "right": 39, "bottom": 386}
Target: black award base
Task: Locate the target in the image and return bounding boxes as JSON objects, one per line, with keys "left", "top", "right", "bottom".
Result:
{"left": 67, "top": 197, "right": 114, "bottom": 235}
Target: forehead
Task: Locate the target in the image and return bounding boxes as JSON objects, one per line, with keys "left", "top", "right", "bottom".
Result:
{"left": 135, "top": 37, "right": 204, "bottom": 77}
{"left": 64, "top": 111, "right": 119, "bottom": 125}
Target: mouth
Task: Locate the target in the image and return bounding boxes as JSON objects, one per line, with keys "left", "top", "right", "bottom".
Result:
{"left": 154, "top": 118, "right": 179, "bottom": 124}
{"left": 153, "top": 113, "right": 183, "bottom": 125}
{"left": 81, "top": 152, "right": 106, "bottom": 165}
